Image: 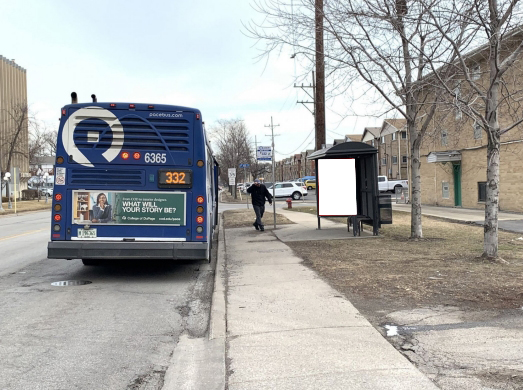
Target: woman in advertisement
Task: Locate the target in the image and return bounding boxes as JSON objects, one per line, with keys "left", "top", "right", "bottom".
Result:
{"left": 92, "top": 193, "right": 113, "bottom": 223}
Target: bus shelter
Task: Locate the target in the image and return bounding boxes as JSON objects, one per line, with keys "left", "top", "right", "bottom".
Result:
{"left": 308, "top": 142, "right": 390, "bottom": 236}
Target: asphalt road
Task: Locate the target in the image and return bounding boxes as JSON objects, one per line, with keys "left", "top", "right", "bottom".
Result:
{"left": 0, "top": 210, "right": 215, "bottom": 390}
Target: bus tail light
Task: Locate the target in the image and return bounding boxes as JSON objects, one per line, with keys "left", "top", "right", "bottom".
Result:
{"left": 148, "top": 105, "right": 154, "bottom": 109}
{"left": 197, "top": 160, "right": 204, "bottom": 167}
{"left": 196, "top": 216, "right": 204, "bottom": 224}
{"left": 196, "top": 206, "right": 204, "bottom": 213}
{"left": 133, "top": 152, "right": 141, "bottom": 160}
{"left": 121, "top": 151, "right": 130, "bottom": 160}
{"left": 53, "top": 224, "right": 61, "bottom": 232}
{"left": 196, "top": 113, "right": 201, "bottom": 120}
{"left": 196, "top": 226, "right": 204, "bottom": 233}
{"left": 55, "top": 193, "right": 62, "bottom": 201}
{"left": 110, "top": 103, "right": 116, "bottom": 108}
{"left": 61, "top": 109, "right": 66, "bottom": 116}
{"left": 129, "top": 104, "right": 135, "bottom": 109}
{"left": 54, "top": 204, "right": 62, "bottom": 212}
{"left": 54, "top": 214, "right": 62, "bottom": 222}
{"left": 196, "top": 196, "right": 204, "bottom": 204}
{"left": 56, "top": 156, "right": 64, "bottom": 164}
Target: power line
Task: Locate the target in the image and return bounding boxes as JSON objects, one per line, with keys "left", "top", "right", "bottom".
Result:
{"left": 275, "top": 126, "right": 314, "bottom": 155}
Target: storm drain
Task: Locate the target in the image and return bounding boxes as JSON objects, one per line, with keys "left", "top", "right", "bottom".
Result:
{"left": 51, "top": 280, "right": 92, "bottom": 287}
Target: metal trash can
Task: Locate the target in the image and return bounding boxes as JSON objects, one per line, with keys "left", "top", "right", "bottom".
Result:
{"left": 379, "top": 194, "right": 393, "bottom": 224}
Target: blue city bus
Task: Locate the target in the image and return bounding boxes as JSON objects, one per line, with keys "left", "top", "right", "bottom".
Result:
{"left": 48, "top": 94, "right": 218, "bottom": 265}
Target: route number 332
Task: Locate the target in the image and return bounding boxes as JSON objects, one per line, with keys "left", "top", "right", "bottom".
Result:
{"left": 144, "top": 153, "right": 166, "bottom": 163}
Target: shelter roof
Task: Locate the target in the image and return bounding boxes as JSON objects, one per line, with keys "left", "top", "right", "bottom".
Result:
{"left": 308, "top": 141, "right": 377, "bottom": 160}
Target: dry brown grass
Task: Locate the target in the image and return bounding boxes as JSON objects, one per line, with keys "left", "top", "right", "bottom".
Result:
{"left": 219, "top": 190, "right": 248, "bottom": 204}
{"left": 223, "top": 209, "right": 294, "bottom": 229}
{"left": 0, "top": 199, "right": 52, "bottom": 216}
{"left": 286, "top": 207, "right": 523, "bottom": 311}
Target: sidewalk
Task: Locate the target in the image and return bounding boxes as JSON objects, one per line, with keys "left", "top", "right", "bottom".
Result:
{"left": 393, "top": 203, "right": 523, "bottom": 233}
{"left": 215, "top": 209, "right": 438, "bottom": 389}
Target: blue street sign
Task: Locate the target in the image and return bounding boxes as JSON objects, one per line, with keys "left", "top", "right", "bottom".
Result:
{"left": 239, "top": 163, "right": 250, "bottom": 168}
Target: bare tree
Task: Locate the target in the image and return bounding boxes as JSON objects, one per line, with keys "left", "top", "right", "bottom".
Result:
{"left": 423, "top": 0, "right": 523, "bottom": 259}
{"left": 0, "top": 102, "right": 29, "bottom": 201}
{"left": 209, "top": 119, "right": 254, "bottom": 198}
{"left": 247, "top": 0, "right": 468, "bottom": 238}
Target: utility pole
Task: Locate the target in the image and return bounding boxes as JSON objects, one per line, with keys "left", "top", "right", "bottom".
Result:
{"left": 265, "top": 117, "right": 280, "bottom": 230}
{"left": 315, "top": 0, "right": 326, "bottom": 150}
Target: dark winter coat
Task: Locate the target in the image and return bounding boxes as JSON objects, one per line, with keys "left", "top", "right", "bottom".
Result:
{"left": 247, "top": 184, "right": 273, "bottom": 207}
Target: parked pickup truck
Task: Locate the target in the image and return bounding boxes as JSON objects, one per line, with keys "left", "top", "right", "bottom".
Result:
{"left": 378, "top": 176, "right": 408, "bottom": 192}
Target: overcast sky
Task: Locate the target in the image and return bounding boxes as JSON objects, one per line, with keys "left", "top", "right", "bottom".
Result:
{"left": 1, "top": 0, "right": 381, "bottom": 159}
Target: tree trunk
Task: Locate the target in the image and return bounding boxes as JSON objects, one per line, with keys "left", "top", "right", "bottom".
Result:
{"left": 410, "top": 126, "right": 423, "bottom": 239}
{"left": 483, "top": 131, "right": 500, "bottom": 258}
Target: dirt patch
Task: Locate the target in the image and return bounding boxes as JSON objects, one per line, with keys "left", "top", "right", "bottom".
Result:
{"left": 287, "top": 209, "right": 523, "bottom": 311}
{"left": 219, "top": 190, "right": 248, "bottom": 204}
{"left": 223, "top": 209, "right": 294, "bottom": 229}
{"left": 0, "top": 199, "right": 52, "bottom": 216}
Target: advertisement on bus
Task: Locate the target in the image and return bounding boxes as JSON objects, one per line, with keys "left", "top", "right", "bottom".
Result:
{"left": 72, "top": 190, "right": 186, "bottom": 226}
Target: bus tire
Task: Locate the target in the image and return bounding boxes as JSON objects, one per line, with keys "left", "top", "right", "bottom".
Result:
{"left": 207, "top": 240, "right": 212, "bottom": 263}
{"left": 82, "top": 259, "right": 101, "bottom": 266}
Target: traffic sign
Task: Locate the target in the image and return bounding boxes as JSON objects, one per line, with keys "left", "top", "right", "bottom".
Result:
{"left": 257, "top": 146, "right": 272, "bottom": 161}
{"left": 239, "top": 163, "right": 250, "bottom": 168}
{"left": 228, "top": 168, "right": 236, "bottom": 178}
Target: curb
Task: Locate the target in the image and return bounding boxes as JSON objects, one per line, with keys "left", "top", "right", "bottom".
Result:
{"left": 209, "top": 215, "right": 226, "bottom": 386}
{"left": 162, "top": 217, "right": 226, "bottom": 390}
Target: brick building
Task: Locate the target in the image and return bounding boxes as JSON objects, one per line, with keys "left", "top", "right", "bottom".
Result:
{"left": 418, "top": 34, "right": 523, "bottom": 212}
{"left": 0, "top": 56, "right": 29, "bottom": 197}
{"left": 362, "top": 120, "right": 408, "bottom": 179}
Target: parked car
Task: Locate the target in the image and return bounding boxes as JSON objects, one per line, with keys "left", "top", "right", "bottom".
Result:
{"left": 267, "top": 182, "right": 308, "bottom": 200}
{"left": 40, "top": 187, "right": 53, "bottom": 197}
{"left": 378, "top": 176, "right": 408, "bottom": 192}
{"left": 305, "top": 180, "right": 316, "bottom": 190}
{"left": 237, "top": 183, "right": 244, "bottom": 191}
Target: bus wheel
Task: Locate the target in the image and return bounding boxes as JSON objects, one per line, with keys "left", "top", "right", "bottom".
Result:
{"left": 207, "top": 240, "right": 212, "bottom": 263}
{"left": 82, "top": 259, "right": 101, "bottom": 266}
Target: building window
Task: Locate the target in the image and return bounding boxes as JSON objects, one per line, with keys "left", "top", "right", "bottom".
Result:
{"left": 392, "top": 133, "right": 397, "bottom": 141}
{"left": 392, "top": 156, "right": 398, "bottom": 164}
{"left": 401, "top": 131, "right": 407, "bottom": 139}
{"left": 381, "top": 136, "right": 385, "bottom": 144}
{"left": 442, "top": 182, "right": 450, "bottom": 199}
{"left": 478, "top": 182, "right": 487, "bottom": 202}
{"left": 441, "top": 130, "right": 448, "bottom": 146}
{"left": 402, "top": 155, "right": 408, "bottom": 163}
{"left": 471, "top": 64, "right": 481, "bottom": 81}
{"left": 371, "top": 139, "right": 375, "bottom": 147}
{"left": 473, "top": 121, "right": 482, "bottom": 139}
{"left": 381, "top": 157, "right": 387, "bottom": 165}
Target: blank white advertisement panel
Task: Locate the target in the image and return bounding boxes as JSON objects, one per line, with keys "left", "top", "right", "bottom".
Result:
{"left": 318, "top": 159, "right": 357, "bottom": 216}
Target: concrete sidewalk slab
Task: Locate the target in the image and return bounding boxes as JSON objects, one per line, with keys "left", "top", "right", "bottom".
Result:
{"left": 392, "top": 203, "right": 523, "bottom": 234}
{"left": 224, "top": 225, "right": 438, "bottom": 390}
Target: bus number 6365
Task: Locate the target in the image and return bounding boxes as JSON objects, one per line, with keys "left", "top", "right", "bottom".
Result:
{"left": 144, "top": 153, "right": 166, "bottom": 163}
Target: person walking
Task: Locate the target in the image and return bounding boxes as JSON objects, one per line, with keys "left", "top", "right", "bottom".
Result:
{"left": 246, "top": 179, "right": 273, "bottom": 231}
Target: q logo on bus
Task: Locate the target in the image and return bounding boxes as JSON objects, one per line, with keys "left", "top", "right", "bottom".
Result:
{"left": 62, "top": 106, "right": 124, "bottom": 168}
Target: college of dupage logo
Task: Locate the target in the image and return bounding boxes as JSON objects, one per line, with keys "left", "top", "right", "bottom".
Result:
{"left": 62, "top": 106, "right": 124, "bottom": 168}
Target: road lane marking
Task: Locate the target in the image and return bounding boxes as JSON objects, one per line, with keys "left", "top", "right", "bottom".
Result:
{"left": 0, "top": 229, "right": 47, "bottom": 242}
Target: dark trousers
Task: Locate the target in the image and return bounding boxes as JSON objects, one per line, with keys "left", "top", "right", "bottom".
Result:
{"left": 253, "top": 204, "right": 265, "bottom": 227}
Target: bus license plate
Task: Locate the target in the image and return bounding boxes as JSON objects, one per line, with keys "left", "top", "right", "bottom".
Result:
{"left": 78, "top": 229, "right": 97, "bottom": 239}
